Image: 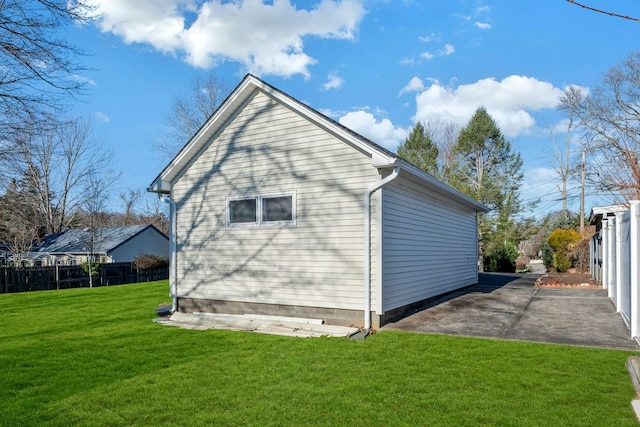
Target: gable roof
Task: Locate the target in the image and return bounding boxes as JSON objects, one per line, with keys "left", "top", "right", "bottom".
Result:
{"left": 149, "top": 74, "right": 487, "bottom": 212}
{"left": 31, "top": 225, "right": 167, "bottom": 255}
{"left": 588, "top": 204, "right": 629, "bottom": 225}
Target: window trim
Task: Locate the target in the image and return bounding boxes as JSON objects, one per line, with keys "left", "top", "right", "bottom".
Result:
{"left": 226, "top": 192, "right": 296, "bottom": 228}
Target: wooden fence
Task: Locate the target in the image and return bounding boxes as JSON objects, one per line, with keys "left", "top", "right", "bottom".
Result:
{"left": 0, "top": 262, "right": 169, "bottom": 294}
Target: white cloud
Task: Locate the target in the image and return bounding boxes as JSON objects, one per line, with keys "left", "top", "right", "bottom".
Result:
{"left": 521, "top": 165, "right": 560, "bottom": 202}
{"left": 87, "top": 0, "right": 366, "bottom": 78}
{"left": 551, "top": 118, "right": 573, "bottom": 134}
{"left": 475, "top": 22, "right": 492, "bottom": 29}
{"left": 399, "top": 57, "right": 419, "bottom": 66}
{"left": 563, "top": 83, "right": 590, "bottom": 97}
{"left": 440, "top": 44, "right": 455, "bottom": 56}
{"left": 399, "top": 77, "right": 425, "bottom": 95}
{"left": 71, "top": 74, "right": 96, "bottom": 86}
{"left": 322, "top": 72, "right": 344, "bottom": 90}
{"left": 94, "top": 111, "right": 111, "bottom": 123}
{"left": 413, "top": 75, "right": 565, "bottom": 138}
{"left": 419, "top": 33, "right": 440, "bottom": 43}
{"left": 417, "top": 44, "right": 454, "bottom": 62}
{"left": 339, "top": 110, "right": 408, "bottom": 151}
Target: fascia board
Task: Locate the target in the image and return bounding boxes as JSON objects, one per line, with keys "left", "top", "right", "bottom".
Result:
{"left": 398, "top": 160, "right": 489, "bottom": 212}
{"left": 148, "top": 75, "right": 260, "bottom": 193}
{"left": 149, "top": 74, "right": 398, "bottom": 193}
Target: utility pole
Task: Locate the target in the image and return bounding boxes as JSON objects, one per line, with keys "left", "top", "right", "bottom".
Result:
{"left": 563, "top": 120, "right": 571, "bottom": 213}
{"left": 580, "top": 150, "right": 585, "bottom": 235}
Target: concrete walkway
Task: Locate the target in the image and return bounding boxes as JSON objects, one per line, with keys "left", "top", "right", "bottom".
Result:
{"left": 154, "top": 311, "right": 360, "bottom": 338}
{"left": 383, "top": 273, "right": 640, "bottom": 350}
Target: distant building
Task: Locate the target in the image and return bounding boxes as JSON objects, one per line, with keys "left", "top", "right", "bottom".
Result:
{"left": 28, "top": 225, "right": 168, "bottom": 266}
{"left": 588, "top": 204, "right": 629, "bottom": 284}
{"left": 0, "top": 241, "right": 9, "bottom": 265}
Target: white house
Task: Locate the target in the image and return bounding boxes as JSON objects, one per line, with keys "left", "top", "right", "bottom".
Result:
{"left": 149, "top": 74, "right": 486, "bottom": 330}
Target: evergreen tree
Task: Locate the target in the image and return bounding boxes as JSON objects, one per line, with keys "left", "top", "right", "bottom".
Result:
{"left": 397, "top": 122, "right": 440, "bottom": 176}
{"left": 451, "top": 107, "right": 524, "bottom": 271}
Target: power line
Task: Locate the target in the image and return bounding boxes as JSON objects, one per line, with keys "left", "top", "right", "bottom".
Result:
{"left": 566, "top": 0, "right": 640, "bottom": 23}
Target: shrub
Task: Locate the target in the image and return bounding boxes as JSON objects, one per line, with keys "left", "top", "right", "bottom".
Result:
{"left": 541, "top": 242, "right": 554, "bottom": 271}
{"left": 484, "top": 244, "right": 518, "bottom": 273}
{"left": 573, "top": 239, "right": 591, "bottom": 274}
{"left": 515, "top": 256, "right": 530, "bottom": 272}
{"left": 552, "top": 252, "right": 572, "bottom": 273}
{"left": 548, "top": 229, "right": 582, "bottom": 272}
{"left": 80, "top": 262, "right": 101, "bottom": 276}
{"left": 133, "top": 254, "right": 169, "bottom": 269}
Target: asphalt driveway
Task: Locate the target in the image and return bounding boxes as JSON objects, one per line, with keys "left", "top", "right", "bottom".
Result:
{"left": 382, "top": 273, "right": 640, "bottom": 350}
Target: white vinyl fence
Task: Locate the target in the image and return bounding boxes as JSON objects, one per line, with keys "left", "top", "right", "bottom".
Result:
{"left": 592, "top": 200, "right": 640, "bottom": 338}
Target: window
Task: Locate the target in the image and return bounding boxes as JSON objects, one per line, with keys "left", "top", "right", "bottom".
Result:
{"left": 227, "top": 193, "right": 295, "bottom": 227}
{"left": 263, "top": 196, "right": 293, "bottom": 222}
{"left": 229, "top": 198, "right": 257, "bottom": 223}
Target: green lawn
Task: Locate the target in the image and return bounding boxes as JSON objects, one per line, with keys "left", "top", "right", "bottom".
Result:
{"left": 0, "top": 281, "right": 638, "bottom": 426}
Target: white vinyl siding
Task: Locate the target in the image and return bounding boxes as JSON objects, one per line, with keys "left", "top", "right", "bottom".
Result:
{"left": 380, "top": 178, "right": 478, "bottom": 313}
{"left": 172, "top": 91, "right": 380, "bottom": 311}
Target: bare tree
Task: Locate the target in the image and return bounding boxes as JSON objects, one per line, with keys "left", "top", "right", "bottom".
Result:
{"left": 548, "top": 118, "right": 573, "bottom": 213}
{"left": 0, "top": 178, "right": 44, "bottom": 264}
{"left": 2, "top": 117, "right": 114, "bottom": 235}
{"left": 566, "top": 1, "right": 640, "bottom": 23}
{"left": 560, "top": 54, "right": 640, "bottom": 202}
{"left": 0, "top": 1, "right": 95, "bottom": 149}
{"left": 79, "top": 169, "right": 111, "bottom": 269}
{"left": 141, "top": 195, "right": 169, "bottom": 235}
{"left": 422, "top": 120, "right": 460, "bottom": 182}
{"left": 119, "top": 189, "right": 141, "bottom": 226}
{"left": 155, "top": 71, "right": 231, "bottom": 162}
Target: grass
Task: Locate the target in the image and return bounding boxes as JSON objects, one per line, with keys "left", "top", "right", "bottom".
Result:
{"left": 1, "top": 281, "right": 639, "bottom": 426}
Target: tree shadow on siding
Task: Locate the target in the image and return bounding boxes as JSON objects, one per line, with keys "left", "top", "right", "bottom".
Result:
{"left": 173, "top": 92, "right": 375, "bottom": 306}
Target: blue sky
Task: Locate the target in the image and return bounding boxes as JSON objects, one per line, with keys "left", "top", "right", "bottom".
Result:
{"left": 67, "top": 0, "right": 640, "bottom": 218}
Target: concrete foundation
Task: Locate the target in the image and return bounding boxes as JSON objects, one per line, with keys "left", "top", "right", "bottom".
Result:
{"left": 178, "top": 297, "right": 369, "bottom": 328}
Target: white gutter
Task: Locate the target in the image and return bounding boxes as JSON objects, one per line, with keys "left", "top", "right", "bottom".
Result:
{"left": 160, "top": 194, "right": 178, "bottom": 312}
{"left": 363, "top": 164, "right": 400, "bottom": 333}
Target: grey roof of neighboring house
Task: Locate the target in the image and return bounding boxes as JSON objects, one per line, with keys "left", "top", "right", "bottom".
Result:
{"left": 31, "top": 225, "right": 165, "bottom": 255}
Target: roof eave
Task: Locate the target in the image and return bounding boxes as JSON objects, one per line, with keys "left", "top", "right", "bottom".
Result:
{"left": 148, "top": 74, "right": 261, "bottom": 193}
{"left": 147, "top": 180, "right": 171, "bottom": 194}
{"left": 148, "top": 74, "right": 400, "bottom": 193}
{"left": 146, "top": 74, "right": 486, "bottom": 214}
{"left": 398, "top": 160, "right": 489, "bottom": 213}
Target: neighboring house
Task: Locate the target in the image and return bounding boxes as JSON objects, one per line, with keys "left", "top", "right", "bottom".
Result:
{"left": 148, "top": 74, "right": 487, "bottom": 330}
{"left": 0, "top": 241, "right": 9, "bottom": 265}
{"left": 588, "top": 204, "right": 628, "bottom": 232}
{"left": 29, "top": 225, "right": 169, "bottom": 266}
{"left": 588, "top": 204, "right": 629, "bottom": 284}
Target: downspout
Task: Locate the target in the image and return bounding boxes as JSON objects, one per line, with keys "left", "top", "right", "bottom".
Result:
{"left": 160, "top": 194, "right": 178, "bottom": 313}
{"left": 363, "top": 164, "right": 400, "bottom": 333}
